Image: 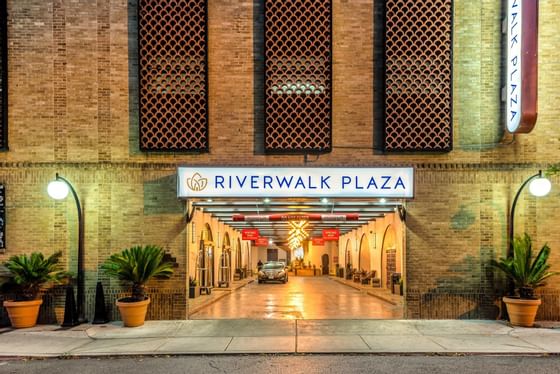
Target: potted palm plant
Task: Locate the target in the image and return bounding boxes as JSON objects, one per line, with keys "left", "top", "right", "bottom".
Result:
{"left": 492, "top": 233, "right": 560, "bottom": 327}
{"left": 3, "top": 251, "right": 67, "bottom": 328}
{"left": 101, "top": 245, "right": 173, "bottom": 327}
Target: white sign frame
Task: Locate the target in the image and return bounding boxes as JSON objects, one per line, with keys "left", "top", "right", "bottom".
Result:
{"left": 177, "top": 167, "right": 414, "bottom": 199}
{"left": 506, "top": 0, "right": 522, "bottom": 133}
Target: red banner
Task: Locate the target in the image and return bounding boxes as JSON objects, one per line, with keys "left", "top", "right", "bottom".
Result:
{"left": 254, "top": 237, "right": 269, "bottom": 246}
{"left": 241, "top": 228, "right": 260, "bottom": 240}
{"left": 233, "top": 213, "right": 359, "bottom": 222}
{"left": 312, "top": 237, "right": 325, "bottom": 246}
{"left": 322, "top": 229, "right": 340, "bottom": 240}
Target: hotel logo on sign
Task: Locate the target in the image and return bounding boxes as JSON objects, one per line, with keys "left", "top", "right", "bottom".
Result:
{"left": 186, "top": 172, "right": 208, "bottom": 192}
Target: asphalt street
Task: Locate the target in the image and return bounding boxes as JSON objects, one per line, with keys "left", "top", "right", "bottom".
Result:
{"left": 1, "top": 355, "right": 560, "bottom": 374}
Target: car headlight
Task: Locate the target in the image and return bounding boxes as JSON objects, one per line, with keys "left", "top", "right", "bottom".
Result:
{"left": 278, "top": 271, "right": 285, "bottom": 276}
{"left": 258, "top": 271, "right": 265, "bottom": 276}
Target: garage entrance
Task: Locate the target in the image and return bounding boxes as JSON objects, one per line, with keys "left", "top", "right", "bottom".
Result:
{"left": 179, "top": 167, "right": 413, "bottom": 319}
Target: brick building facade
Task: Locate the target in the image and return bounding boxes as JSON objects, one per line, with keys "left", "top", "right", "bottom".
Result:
{"left": 1, "top": 0, "right": 559, "bottom": 322}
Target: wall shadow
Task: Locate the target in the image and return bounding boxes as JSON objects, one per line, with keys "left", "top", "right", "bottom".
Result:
{"left": 421, "top": 253, "right": 501, "bottom": 319}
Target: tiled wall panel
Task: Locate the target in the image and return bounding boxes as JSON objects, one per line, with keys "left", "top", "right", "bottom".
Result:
{"left": 139, "top": 0, "right": 208, "bottom": 151}
{"left": 265, "top": 0, "right": 331, "bottom": 153}
{"left": 385, "top": 0, "right": 453, "bottom": 151}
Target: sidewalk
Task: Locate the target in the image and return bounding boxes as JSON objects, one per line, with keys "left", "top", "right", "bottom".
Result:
{"left": 0, "top": 319, "right": 559, "bottom": 357}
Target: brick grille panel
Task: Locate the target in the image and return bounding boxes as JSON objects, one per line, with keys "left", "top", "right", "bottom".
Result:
{"left": 264, "top": 0, "right": 332, "bottom": 153}
{"left": 138, "top": 0, "right": 208, "bottom": 151}
{"left": 0, "top": 0, "right": 6, "bottom": 151}
{"left": 384, "top": 0, "right": 452, "bottom": 151}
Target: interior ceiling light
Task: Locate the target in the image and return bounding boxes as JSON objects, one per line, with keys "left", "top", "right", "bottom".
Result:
{"left": 288, "top": 230, "right": 308, "bottom": 242}
{"left": 289, "top": 238, "right": 301, "bottom": 250}
{"left": 289, "top": 237, "right": 300, "bottom": 245}
{"left": 288, "top": 220, "right": 308, "bottom": 230}
{"left": 287, "top": 219, "right": 309, "bottom": 249}
{"left": 289, "top": 229, "right": 308, "bottom": 239}
{"left": 263, "top": 198, "right": 271, "bottom": 204}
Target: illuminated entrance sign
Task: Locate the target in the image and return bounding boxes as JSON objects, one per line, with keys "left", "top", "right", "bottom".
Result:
{"left": 505, "top": 0, "right": 538, "bottom": 133}
{"left": 0, "top": 184, "right": 5, "bottom": 250}
{"left": 177, "top": 167, "right": 414, "bottom": 198}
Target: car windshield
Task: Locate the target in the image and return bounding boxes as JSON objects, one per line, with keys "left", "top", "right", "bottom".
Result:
{"left": 263, "top": 263, "right": 284, "bottom": 270}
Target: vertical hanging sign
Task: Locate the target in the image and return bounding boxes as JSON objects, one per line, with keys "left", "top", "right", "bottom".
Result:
{"left": 312, "top": 237, "right": 325, "bottom": 246}
{"left": 505, "top": 0, "right": 538, "bottom": 133}
{"left": 322, "top": 229, "right": 340, "bottom": 241}
{"left": 255, "top": 237, "right": 269, "bottom": 247}
{"left": 241, "top": 229, "right": 260, "bottom": 241}
{"left": 0, "top": 184, "right": 5, "bottom": 251}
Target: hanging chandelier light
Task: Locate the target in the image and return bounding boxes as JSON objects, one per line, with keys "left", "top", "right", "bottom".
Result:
{"left": 288, "top": 237, "right": 301, "bottom": 250}
{"left": 287, "top": 220, "right": 309, "bottom": 250}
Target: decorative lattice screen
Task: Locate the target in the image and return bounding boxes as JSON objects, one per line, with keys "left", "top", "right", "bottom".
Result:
{"left": 0, "top": 0, "right": 6, "bottom": 151}
{"left": 264, "top": 0, "right": 332, "bottom": 153}
{"left": 384, "top": 0, "right": 452, "bottom": 152}
{"left": 138, "top": 0, "right": 208, "bottom": 152}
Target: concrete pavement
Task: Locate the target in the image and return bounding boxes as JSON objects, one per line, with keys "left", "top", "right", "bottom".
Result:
{"left": 190, "top": 276, "right": 402, "bottom": 319}
{"left": 0, "top": 319, "right": 559, "bottom": 357}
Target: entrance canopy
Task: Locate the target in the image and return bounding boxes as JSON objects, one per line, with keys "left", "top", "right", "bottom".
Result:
{"left": 178, "top": 167, "right": 413, "bottom": 245}
{"left": 188, "top": 199, "right": 403, "bottom": 245}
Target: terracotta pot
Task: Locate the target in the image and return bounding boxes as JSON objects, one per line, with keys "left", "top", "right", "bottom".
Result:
{"left": 3, "top": 299, "right": 43, "bottom": 328}
{"left": 116, "top": 297, "right": 150, "bottom": 327}
{"left": 503, "top": 296, "right": 541, "bottom": 327}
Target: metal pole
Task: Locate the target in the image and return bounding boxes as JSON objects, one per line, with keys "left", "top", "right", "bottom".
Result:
{"left": 56, "top": 174, "right": 87, "bottom": 324}
{"left": 508, "top": 171, "right": 541, "bottom": 258}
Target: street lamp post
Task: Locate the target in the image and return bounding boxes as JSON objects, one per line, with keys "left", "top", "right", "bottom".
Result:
{"left": 508, "top": 170, "right": 551, "bottom": 258}
{"left": 48, "top": 173, "right": 87, "bottom": 325}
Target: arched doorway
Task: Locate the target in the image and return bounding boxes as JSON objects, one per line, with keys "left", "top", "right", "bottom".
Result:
{"left": 245, "top": 242, "right": 251, "bottom": 276}
{"left": 381, "top": 225, "right": 397, "bottom": 289}
{"left": 236, "top": 238, "right": 242, "bottom": 271}
{"left": 197, "top": 223, "right": 214, "bottom": 289}
{"left": 358, "top": 234, "right": 371, "bottom": 272}
{"left": 321, "top": 254, "right": 329, "bottom": 275}
{"left": 219, "top": 232, "right": 231, "bottom": 287}
{"left": 344, "top": 239, "right": 353, "bottom": 279}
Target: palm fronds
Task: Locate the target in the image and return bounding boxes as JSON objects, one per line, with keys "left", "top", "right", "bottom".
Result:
{"left": 491, "top": 233, "right": 560, "bottom": 298}
{"left": 4, "top": 251, "right": 68, "bottom": 300}
{"left": 101, "top": 245, "right": 174, "bottom": 301}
